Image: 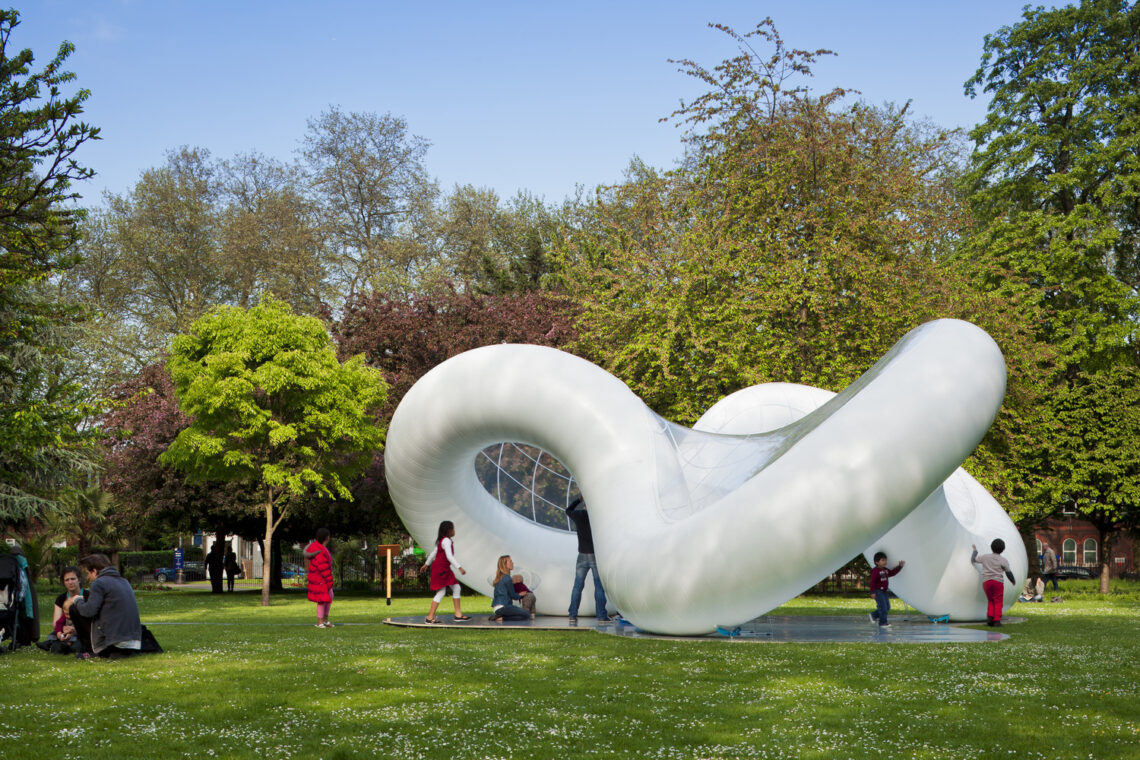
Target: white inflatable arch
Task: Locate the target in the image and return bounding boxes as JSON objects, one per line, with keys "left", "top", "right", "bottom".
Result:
{"left": 385, "top": 319, "right": 1025, "bottom": 635}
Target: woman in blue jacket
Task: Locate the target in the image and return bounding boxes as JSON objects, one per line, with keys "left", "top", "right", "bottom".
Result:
{"left": 489, "top": 555, "right": 531, "bottom": 621}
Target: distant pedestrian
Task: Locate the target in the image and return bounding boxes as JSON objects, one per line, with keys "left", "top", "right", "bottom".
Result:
{"left": 421, "top": 520, "right": 470, "bottom": 623}
{"left": 868, "top": 551, "right": 905, "bottom": 629}
{"left": 224, "top": 549, "right": 240, "bottom": 592}
{"left": 1040, "top": 543, "right": 1059, "bottom": 591}
{"left": 305, "top": 528, "right": 335, "bottom": 628}
{"left": 206, "top": 542, "right": 225, "bottom": 594}
{"left": 971, "top": 540, "right": 1017, "bottom": 626}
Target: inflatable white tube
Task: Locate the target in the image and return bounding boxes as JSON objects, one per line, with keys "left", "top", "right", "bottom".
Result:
{"left": 694, "top": 383, "right": 1026, "bottom": 621}
{"left": 385, "top": 319, "right": 1016, "bottom": 634}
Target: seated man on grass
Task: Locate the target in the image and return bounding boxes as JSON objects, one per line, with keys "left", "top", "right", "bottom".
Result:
{"left": 64, "top": 553, "right": 142, "bottom": 659}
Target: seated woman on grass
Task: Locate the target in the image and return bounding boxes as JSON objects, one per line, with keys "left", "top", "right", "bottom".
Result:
{"left": 40, "top": 566, "right": 92, "bottom": 655}
{"left": 489, "top": 555, "right": 531, "bottom": 621}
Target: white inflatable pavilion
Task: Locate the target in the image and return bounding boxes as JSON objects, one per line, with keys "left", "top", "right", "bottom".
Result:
{"left": 386, "top": 319, "right": 1026, "bottom": 635}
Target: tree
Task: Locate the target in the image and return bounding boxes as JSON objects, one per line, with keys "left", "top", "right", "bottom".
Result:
{"left": 63, "top": 148, "right": 330, "bottom": 391}
{"left": 559, "top": 21, "right": 976, "bottom": 425}
{"left": 301, "top": 107, "right": 438, "bottom": 298}
{"left": 100, "top": 362, "right": 263, "bottom": 547}
{"left": 44, "top": 486, "right": 123, "bottom": 559}
{"left": 963, "top": 0, "right": 1140, "bottom": 540}
{"left": 161, "top": 295, "right": 387, "bottom": 605}
{"left": 431, "top": 185, "right": 561, "bottom": 294}
{"left": 217, "top": 152, "right": 331, "bottom": 313}
{"left": 0, "top": 9, "right": 100, "bottom": 521}
{"left": 1043, "top": 365, "right": 1140, "bottom": 591}
{"left": 964, "top": 0, "right": 1140, "bottom": 374}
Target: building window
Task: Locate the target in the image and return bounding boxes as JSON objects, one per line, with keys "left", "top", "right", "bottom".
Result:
{"left": 1083, "top": 538, "right": 1098, "bottom": 565}
{"left": 1062, "top": 538, "right": 1077, "bottom": 564}
{"left": 1035, "top": 538, "right": 1042, "bottom": 556}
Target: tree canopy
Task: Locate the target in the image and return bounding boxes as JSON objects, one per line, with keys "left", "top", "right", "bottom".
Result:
{"left": 961, "top": 0, "right": 1140, "bottom": 581}
{"left": 161, "top": 294, "right": 388, "bottom": 604}
{"left": 559, "top": 21, "right": 976, "bottom": 424}
{"left": 0, "top": 10, "right": 100, "bottom": 521}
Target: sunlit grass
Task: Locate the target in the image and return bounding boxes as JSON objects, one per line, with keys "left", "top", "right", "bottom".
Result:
{"left": 3, "top": 584, "right": 1138, "bottom": 759}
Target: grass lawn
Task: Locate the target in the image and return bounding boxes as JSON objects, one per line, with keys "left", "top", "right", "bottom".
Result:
{"left": 3, "top": 581, "right": 1138, "bottom": 759}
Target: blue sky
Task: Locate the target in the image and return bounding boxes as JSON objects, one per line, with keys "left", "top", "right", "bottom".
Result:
{"left": 16, "top": 1, "right": 1036, "bottom": 206}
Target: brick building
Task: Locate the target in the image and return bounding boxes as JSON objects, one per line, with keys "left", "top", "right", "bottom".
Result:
{"left": 1033, "top": 516, "right": 1136, "bottom": 577}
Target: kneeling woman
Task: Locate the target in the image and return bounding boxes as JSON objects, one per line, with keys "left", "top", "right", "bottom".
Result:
{"left": 490, "top": 555, "right": 531, "bottom": 621}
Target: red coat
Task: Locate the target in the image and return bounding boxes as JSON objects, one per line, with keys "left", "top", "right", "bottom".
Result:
{"left": 306, "top": 541, "right": 333, "bottom": 603}
{"left": 430, "top": 537, "right": 458, "bottom": 590}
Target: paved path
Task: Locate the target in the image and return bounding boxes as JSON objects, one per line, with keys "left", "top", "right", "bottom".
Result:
{"left": 382, "top": 613, "right": 1015, "bottom": 642}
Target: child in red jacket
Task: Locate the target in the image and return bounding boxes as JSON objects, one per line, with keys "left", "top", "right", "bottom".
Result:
{"left": 305, "top": 528, "right": 334, "bottom": 628}
{"left": 868, "top": 551, "right": 905, "bottom": 628}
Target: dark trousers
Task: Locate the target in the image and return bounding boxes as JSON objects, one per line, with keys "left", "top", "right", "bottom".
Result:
{"left": 492, "top": 604, "right": 530, "bottom": 621}
{"left": 1041, "top": 572, "right": 1058, "bottom": 590}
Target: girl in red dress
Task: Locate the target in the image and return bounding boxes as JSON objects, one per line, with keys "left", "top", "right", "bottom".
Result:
{"left": 421, "top": 520, "right": 470, "bottom": 623}
{"left": 305, "top": 528, "right": 335, "bottom": 628}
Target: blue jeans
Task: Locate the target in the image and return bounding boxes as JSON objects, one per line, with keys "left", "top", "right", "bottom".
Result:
{"left": 568, "top": 553, "right": 608, "bottom": 620}
{"left": 871, "top": 589, "right": 890, "bottom": 625}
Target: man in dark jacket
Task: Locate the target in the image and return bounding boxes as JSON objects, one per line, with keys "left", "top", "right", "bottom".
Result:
{"left": 65, "top": 554, "right": 142, "bottom": 659}
{"left": 206, "top": 542, "right": 225, "bottom": 594}
{"left": 566, "top": 497, "right": 611, "bottom": 623}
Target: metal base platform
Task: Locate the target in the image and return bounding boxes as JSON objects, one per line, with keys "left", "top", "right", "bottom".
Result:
{"left": 383, "top": 613, "right": 1016, "bottom": 642}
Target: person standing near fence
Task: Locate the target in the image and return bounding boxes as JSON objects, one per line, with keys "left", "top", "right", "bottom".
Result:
{"left": 305, "top": 528, "right": 335, "bottom": 628}
{"left": 1041, "top": 543, "right": 1059, "bottom": 591}
{"left": 206, "top": 542, "right": 225, "bottom": 594}
{"left": 224, "top": 549, "right": 239, "bottom": 592}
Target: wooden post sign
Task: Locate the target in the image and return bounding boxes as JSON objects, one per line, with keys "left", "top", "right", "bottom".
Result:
{"left": 376, "top": 544, "right": 402, "bottom": 606}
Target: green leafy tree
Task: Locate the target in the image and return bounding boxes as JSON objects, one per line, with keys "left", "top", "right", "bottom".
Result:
{"left": 44, "top": 486, "right": 124, "bottom": 558}
{"left": 161, "top": 294, "right": 387, "bottom": 605}
{"left": 0, "top": 9, "right": 100, "bottom": 521}
{"left": 963, "top": 0, "right": 1140, "bottom": 561}
{"left": 430, "top": 185, "right": 561, "bottom": 294}
{"left": 964, "top": 0, "right": 1140, "bottom": 373}
{"left": 1042, "top": 366, "right": 1140, "bottom": 590}
{"left": 560, "top": 21, "right": 976, "bottom": 425}
{"left": 301, "top": 107, "right": 438, "bottom": 298}
{"left": 63, "top": 148, "right": 331, "bottom": 394}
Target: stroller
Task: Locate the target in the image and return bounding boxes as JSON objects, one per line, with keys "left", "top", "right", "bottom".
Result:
{"left": 0, "top": 553, "right": 23, "bottom": 651}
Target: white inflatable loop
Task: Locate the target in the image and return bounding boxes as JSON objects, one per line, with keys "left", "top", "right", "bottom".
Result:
{"left": 385, "top": 319, "right": 1024, "bottom": 635}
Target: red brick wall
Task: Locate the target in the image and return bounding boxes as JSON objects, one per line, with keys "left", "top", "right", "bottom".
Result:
{"left": 1034, "top": 517, "right": 1135, "bottom": 576}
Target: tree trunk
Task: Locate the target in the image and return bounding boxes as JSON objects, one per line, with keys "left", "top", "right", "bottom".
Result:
{"left": 261, "top": 501, "right": 274, "bottom": 606}
{"left": 1018, "top": 520, "right": 1042, "bottom": 578}
{"left": 259, "top": 487, "right": 289, "bottom": 605}
{"left": 1098, "top": 525, "right": 1114, "bottom": 595}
